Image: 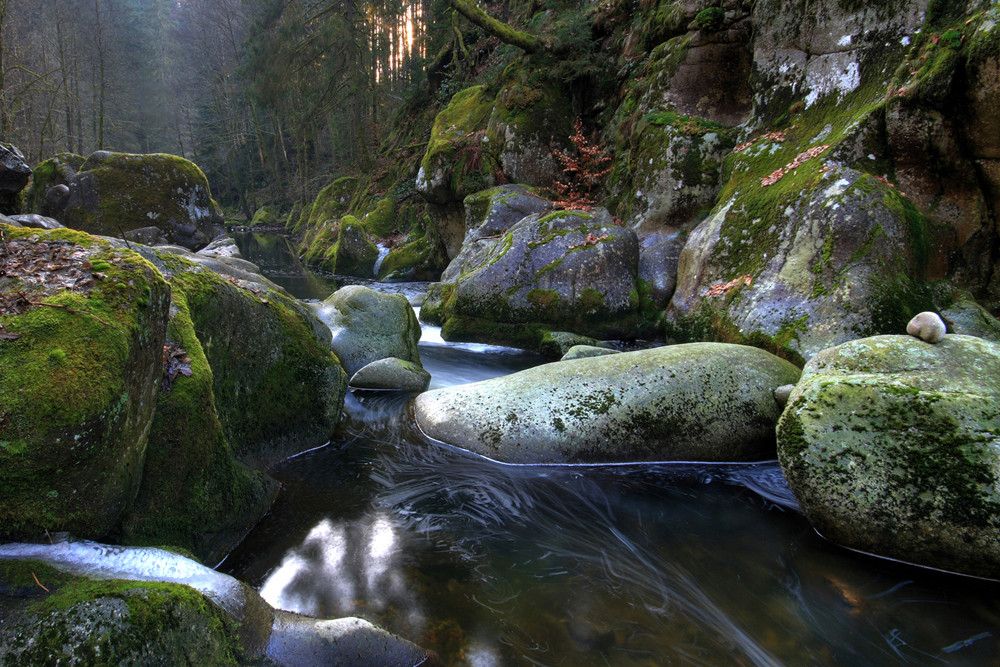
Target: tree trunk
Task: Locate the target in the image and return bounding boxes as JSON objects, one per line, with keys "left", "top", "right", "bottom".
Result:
{"left": 443, "top": 0, "right": 547, "bottom": 53}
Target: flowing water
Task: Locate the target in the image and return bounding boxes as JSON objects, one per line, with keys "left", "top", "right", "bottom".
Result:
{"left": 224, "top": 232, "right": 1000, "bottom": 666}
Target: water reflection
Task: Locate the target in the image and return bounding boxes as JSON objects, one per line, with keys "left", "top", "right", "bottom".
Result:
{"left": 259, "top": 513, "right": 423, "bottom": 631}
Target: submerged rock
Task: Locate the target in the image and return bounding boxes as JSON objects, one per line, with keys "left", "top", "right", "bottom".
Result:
{"left": 415, "top": 342, "right": 800, "bottom": 464}
{"left": 776, "top": 334, "right": 1000, "bottom": 579}
{"left": 349, "top": 357, "right": 431, "bottom": 392}
{"left": 318, "top": 285, "right": 424, "bottom": 377}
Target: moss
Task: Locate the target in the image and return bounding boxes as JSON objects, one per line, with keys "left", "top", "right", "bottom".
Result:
{"left": 362, "top": 198, "right": 397, "bottom": 237}
{"left": 419, "top": 85, "right": 494, "bottom": 196}
{"left": 0, "top": 227, "right": 168, "bottom": 540}
{"left": 120, "top": 287, "right": 275, "bottom": 563}
{"left": 2, "top": 573, "right": 245, "bottom": 665}
{"left": 441, "top": 314, "right": 551, "bottom": 352}
{"left": 693, "top": 7, "right": 726, "bottom": 31}
{"left": 526, "top": 288, "right": 559, "bottom": 309}
{"left": 23, "top": 153, "right": 85, "bottom": 214}
{"left": 578, "top": 288, "right": 604, "bottom": 311}
{"left": 249, "top": 206, "right": 278, "bottom": 226}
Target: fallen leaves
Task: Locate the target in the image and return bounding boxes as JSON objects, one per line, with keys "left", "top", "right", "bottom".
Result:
{"left": 733, "top": 129, "right": 789, "bottom": 153}
{"left": 760, "top": 145, "right": 830, "bottom": 186}
{"left": 162, "top": 341, "right": 193, "bottom": 391}
{"left": 707, "top": 274, "right": 753, "bottom": 297}
{"left": 569, "top": 232, "right": 609, "bottom": 249}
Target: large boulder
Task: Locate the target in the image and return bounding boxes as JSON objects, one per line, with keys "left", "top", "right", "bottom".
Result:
{"left": 0, "top": 225, "right": 170, "bottom": 541}
{"left": 301, "top": 215, "right": 379, "bottom": 278}
{"left": 42, "top": 151, "right": 225, "bottom": 250}
{"left": 317, "top": 285, "right": 423, "bottom": 377}
{"left": 116, "top": 245, "right": 345, "bottom": 560}
{"left": 433, "top": 208, "right": 648, "bottom": 350}
{"left": 665, "top": 166, "right": 934, "bottom": 364}
{"left": 776, "top": 334, "right": 1000, "bottom": 578}
{"left": 0, "top": 143, "right": 32, "bottom": 215}
{"left": 415, "top": 342, "right": 801, "bottom": 464}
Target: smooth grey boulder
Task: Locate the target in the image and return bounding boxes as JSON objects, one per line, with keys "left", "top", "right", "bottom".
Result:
{"left": 349, "top": 357, "right": 431, "bottom": 392}
{"left": 198, "top": 235, "right": 243, "bottom": 259}
{"left": 9, "top": 213, "right": 63, "bottom": 229}
{"left": 561, "top": 345, "right": 620, "bottom": 361}
{"left": 124, "top": 225, "right": 169, "bottom": 245}
{"left": 267, "top": 612, "right": 431, "bottom": 667}
{"left": 463, "top": 184, "right": 550, "bottom": 244}
{"left": 317, "top": 285, "right": 423, "bottom": 377}
{"left": 415, "top": 342, "right": 801, "bottom": 464}
{"left": 437, "top": 208, "right": 644, "bottom": 346}
{"left": 777, "top": 335, "right": 1000, "bottom": 579}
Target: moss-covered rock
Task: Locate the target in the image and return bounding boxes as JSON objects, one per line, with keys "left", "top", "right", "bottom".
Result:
{"left": 665, "top": 163, "right": 934, "bottom": 363}
{"left": 776, "top": 334, "right": 1000, "bottom": 578}
{"left": 0, "top": 224, "right": 170, "bottom": 541}
{"left": 435, "top": 208, "right": 647, "bottom": 349}
{"left": 50, "top": 151, "right": 224, "bottom": 250}
{"left": 0, "top": 566, "right": 248, "bottom": 665}
{"left": 317, "top": 285, "right": 423, "bottom": 377}
{"left": 249, "top": 205, "right": 279, "bottom": 227}
{"left": 417, "top": 85, "right": 496, "bottom": 205}
{"left": 137, "top": 247, "right": 348, "bottom": 470}
{"left": 414, "top": 342, "right": 801, "bottom": 463}
{"left": 301, "top": 215, "right": 379, "bottom": 278}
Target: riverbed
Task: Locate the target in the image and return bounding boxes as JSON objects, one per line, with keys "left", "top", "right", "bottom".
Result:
{"left": 224, "top": 232, "right": 1000, "bottom": 665}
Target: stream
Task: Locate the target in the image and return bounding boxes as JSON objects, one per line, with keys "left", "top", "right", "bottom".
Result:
{"left": 223, "top": 232, "right": 1000, "bottom": 666}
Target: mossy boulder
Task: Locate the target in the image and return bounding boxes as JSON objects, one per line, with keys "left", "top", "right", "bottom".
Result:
{"left": 376, "top": 217, "right": 450, "bottom": 282}
{"left": 0, "top": 566, "right": 249, "bottom": 665}
{"left": 611, "top": 113, "right": 736, "bottom": 233}
{"left": 249, "top": 205, "right": 279, "bottom": 226}
{"left": 292, "top": 176, "right": 358, "bottom": 234}
{"left": 49, "top": 151, "right": 224, "bottom": 250}
{"left": 301, "top": 216, "right": 379, "bottom": 278}
{"left": 317, "top": 285, "right": 423, "bottom": 377}
{"left": 460, "top": 184, "right": 550, "bottom": 246}
{"left": 0, "top": 225, "right": 170, "bottom": 541}
{"left": 414, "top": 342, "right": 801, "bottom": 464}
{"left": 137, "top": 246, "right": 348, "bottom": 470}
{"left": 434, "top": 208, "right": 646, "bottom": 349}
{"left": 417, "top": 85, "right": 496, "bottom": 205}
{"left": 776, "top": 334, "right": 1000, "bottom": 578}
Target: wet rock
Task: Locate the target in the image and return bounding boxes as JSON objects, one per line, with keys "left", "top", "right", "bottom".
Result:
{"left": 349, "top": 356, "right": 432, "bottom": 392}
{"left": 318, "top": 285, "right": 424, "bottom": 377}
{"left": 23, "top": 153, "right": 84, "bottom": 216}
{"left": 776, "top": 334, "right": 1000, "bottom": 578}
{"left": 415, "top": 342, "right": 801, "bottom": 464}
{"left": 462, "top": 184, "right": 550, "bottom": 245}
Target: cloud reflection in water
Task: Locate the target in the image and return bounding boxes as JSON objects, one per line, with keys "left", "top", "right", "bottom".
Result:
{"left": 259, "top": 512, "right": 423, "bottom": 632}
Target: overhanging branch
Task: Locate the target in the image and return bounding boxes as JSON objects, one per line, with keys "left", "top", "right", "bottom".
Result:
{"left": 443, "top": 0, "right": 549, "bottom": 54}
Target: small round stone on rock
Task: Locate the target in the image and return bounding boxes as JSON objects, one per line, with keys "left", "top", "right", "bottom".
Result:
{"left": 774, "top": 384, "right": 795, "bottom": 407}
{"left": 906, "top": 311, "right": 947, "bottom": 343}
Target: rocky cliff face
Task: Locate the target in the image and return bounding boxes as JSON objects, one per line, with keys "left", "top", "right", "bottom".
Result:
{"left": 389, "top": 0, "right": 1000, "bottom": 357}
